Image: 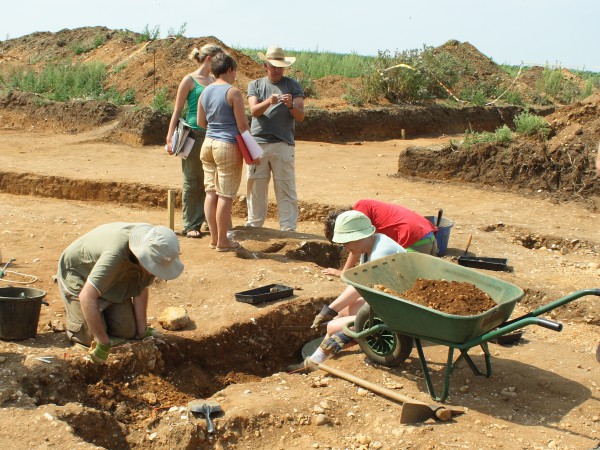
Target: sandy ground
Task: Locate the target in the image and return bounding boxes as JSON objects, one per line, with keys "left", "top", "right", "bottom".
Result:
{"left": 0, "top": 127, "right": 599, "bottom": 449}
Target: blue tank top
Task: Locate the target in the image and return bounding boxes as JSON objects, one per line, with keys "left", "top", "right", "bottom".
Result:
{"left": 200, "top": 83, "right": 238, "bottom": 143}
{"left": 185, "top": 77, "right": 204, "bottom": 130}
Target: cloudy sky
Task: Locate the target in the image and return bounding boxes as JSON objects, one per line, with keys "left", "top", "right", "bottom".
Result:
{"left": 3, "top": 0, "right": 599, "bottom": 70}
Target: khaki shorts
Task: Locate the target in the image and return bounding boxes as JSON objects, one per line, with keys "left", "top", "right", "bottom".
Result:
{"left": 200, "top": 137, "right": 243, "bottom": 198}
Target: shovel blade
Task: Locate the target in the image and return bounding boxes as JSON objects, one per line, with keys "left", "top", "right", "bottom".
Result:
{"left": 400, "top": 403, "right": 454, "bottom": 423}
{"left": 400, "top": 402, "right": 437, "bottom": 423}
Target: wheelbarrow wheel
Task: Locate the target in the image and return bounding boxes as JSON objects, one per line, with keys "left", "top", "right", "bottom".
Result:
{"left": 354, "top": 304, "right": 413, "bottom": 367}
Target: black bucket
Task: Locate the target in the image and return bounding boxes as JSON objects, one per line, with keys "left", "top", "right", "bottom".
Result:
{"left": 0, "top": 287, "right": 47, "bottom": 340}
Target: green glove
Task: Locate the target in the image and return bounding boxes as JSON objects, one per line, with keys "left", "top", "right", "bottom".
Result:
{"left": 311, "top": 305, "right": 337, "bottom": 329}
{"left": 138, "top": 326, "right": 163, "bottom": 339}
{"left": 88, "top": 341, "right": 111, "bottom": 364}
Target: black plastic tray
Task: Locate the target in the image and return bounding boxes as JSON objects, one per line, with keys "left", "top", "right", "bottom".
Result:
{"left": 457, "top": 255, "right": 508, "bottom": 271}
{"left": 235, "top": 284, "right": 294, "bottom": 305}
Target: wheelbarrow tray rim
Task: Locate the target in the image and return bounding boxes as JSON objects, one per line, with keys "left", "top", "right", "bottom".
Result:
{"left": 341, "top": 253, "right": 524, "bottom": 344}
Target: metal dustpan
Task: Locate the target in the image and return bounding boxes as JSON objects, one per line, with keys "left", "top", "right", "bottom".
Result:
{"left": 457, "top": 235, "right": 508, "bottom": 271}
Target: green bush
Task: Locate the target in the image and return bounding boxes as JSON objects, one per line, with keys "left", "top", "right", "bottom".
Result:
{"left": 122, "top": 88, "right": 136, "bottom": 105}
{"left": 537, "top": 67, "right": 581, "bottom": 104}
{"left": 138, "top": 24, "right": 161, "bottom": 43}
{"left": 514, "top": 111, "right": 551, "bottom": 139}
{"left": 342, "top": 84, "right": 365, "bottom": 107}
{"left": 358, "top": 46, "right": 470, "bottom": 104}
{"left": 150, "top": 87, "right": 172, "bottom": 114}
{"left": 287, "top": 67, "right": 317, "bottom": 98}
{"left": 503, "top": 90, "right": 524, "bottom": 106}
{"left": 167, "top": 23, "right": 187, "bottom": 38}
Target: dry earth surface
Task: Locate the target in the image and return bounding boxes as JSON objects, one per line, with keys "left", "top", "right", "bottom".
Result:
{"left": 0, "top": 26, "right": 599, "bottom": 450}
{"left": 0, "top": 125, "right": 598, "bottom": 450}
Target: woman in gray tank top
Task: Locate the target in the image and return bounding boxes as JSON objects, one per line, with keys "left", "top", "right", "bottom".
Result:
{"left": 197, "top": 53, "right": 258, "bottom": 252}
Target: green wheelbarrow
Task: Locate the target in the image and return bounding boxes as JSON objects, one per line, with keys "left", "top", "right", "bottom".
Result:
{"left": 341, "top": 252, "right": 599, "bottom": 402}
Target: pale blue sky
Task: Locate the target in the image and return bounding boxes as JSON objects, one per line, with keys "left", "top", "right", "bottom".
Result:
{"left": 3, "top": 0, "right": 599, "bottom": 71}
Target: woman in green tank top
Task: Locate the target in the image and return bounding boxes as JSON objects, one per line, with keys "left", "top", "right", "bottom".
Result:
{"left": 165, "top": 43, "right": 224, "bottom": 238}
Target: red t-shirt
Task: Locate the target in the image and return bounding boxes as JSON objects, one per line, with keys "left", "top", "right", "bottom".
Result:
{"left": 353, "top": 199, "right": 436, "bottom": 248}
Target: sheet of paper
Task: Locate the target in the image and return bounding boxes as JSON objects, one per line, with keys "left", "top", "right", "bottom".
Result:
{"left": 241, "top": 130, "right": 264, "bottom": 160}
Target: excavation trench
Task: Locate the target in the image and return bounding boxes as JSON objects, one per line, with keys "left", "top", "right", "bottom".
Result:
{"left": 18, "top": 299, "right": 333, "bottom": 449}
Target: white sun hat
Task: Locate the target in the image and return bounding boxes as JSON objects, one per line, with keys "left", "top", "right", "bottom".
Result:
{"left": 332, "top": 211, "right": 376, "bottom": 244}
{"left": 129, "top": 225, "right": 184, "bottom": 280}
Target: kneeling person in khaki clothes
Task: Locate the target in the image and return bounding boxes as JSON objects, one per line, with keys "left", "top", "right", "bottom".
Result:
{"left": 57, "top": 223, "right": 184, "bottom": 364}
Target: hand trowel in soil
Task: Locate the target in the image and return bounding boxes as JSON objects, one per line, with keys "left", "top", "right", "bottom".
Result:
{"left": 188, "top": 399, "right": 223, "bottom": 433}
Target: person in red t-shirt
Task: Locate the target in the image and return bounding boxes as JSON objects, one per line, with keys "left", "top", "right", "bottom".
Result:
{"left": 322, "top": 199, "right": 437, "bottom": 277}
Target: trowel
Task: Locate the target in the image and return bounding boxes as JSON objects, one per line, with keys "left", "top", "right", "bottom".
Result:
{"left": 188, "top": 399, "right": 223, "bottom": 433}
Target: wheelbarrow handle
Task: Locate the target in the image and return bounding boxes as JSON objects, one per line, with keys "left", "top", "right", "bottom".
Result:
{"left": 535, "top": 318, "right": 562, "bottom": 332}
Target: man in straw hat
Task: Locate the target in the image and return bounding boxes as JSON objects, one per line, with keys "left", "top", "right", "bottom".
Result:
{"left": 288, "top": 211, "right": 406, "bottom": 373}
{"left": 246, "top": 46, "right": 305, "bottom": 232}
{"left": 57, "top": 223, "right": 184, "bottom": 364}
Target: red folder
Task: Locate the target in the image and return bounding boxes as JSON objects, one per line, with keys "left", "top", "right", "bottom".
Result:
{"left": 236, "top": 134, "right": 253, "bottom": 164}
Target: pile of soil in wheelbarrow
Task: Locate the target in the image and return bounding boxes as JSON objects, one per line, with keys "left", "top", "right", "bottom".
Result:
{"left": 374, "top": 278, "right": 496, "bottom": 315}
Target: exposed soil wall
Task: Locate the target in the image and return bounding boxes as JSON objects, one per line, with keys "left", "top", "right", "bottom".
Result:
{"left": 0, "top": 92, "right": 555, "bottom": 145}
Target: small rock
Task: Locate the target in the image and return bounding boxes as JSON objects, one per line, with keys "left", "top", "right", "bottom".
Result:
{"left": 459, "top": 385, "right": 470, "bottom": 393}
{"left": 313, "top": 406, "right": 325, "bottom": 414}
{"left": 142, "top": 392, "right": 158, "bottom": 404}
{"left": 319, "top": 400, "right": 330, "bottom": 410}
{"left": 357, "top": 388, "right": 368, "bottom": 396}
{"left": 158, "top": 306, "right": 190, "bottom": 331}
{"left": 51, "top": 320, "right": 65, "bottom": 332}
{"left": 357, "top": 435, "right": 371, "bottom": 445}
{"left": 315, "top": 414, "right": 330, "bottom": 426}
{"left": 0, "top": 356, "right": 6, "bottom": 363}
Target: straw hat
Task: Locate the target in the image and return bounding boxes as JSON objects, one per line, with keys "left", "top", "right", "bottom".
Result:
{"left": 257, "top": 47, "right": 296, "bottom": 68}
{"left": 332, "top": 211, "right": 376, "bottom": 244}
{"left": 129, "top": 225, "right": 184, "bottom": 280}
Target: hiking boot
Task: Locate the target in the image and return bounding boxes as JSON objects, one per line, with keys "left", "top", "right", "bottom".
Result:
{"left": 286, "top": 357, "right": 319, "bottom": 374}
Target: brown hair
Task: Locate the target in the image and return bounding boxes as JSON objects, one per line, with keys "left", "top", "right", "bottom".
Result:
{"left": 210, "top": 53, "right": 238, "bottom": 78}
{"left": 188, "top": 43, "right": 224, "bottom": 63}
{"left": 323, "top": 207, "right": 352, "bottom": 242}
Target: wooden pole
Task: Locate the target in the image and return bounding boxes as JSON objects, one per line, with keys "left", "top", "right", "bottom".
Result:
{"left": 168, "top": 189, "right": 175, "bottom": 231}
{"left": 401, "top": 129, "right": 406, "bottom": 140}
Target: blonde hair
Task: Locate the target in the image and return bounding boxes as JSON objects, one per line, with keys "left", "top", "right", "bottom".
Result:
{"left": 188, "top": 43, "right": 224, "bottom": 63}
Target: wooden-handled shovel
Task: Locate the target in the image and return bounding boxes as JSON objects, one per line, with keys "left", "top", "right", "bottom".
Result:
{"left": 319, "top": 363, "right": 464, "bottom": 423}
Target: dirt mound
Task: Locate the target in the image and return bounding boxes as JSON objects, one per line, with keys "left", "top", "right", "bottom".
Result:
{"left": 434, "top": 40, "right": 511, "bottom": 95}
{"left": 375, "top": 279, "right": 496, "bottom": 315}
{"left": 397, "top": 94, "right": 600, "bottom": 205}
{"left": 0, "top": 27, "right": 262, "bottom": 105}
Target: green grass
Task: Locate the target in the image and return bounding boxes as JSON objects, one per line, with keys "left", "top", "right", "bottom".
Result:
{"left": 235, "top": 47, "right": 374, "bottom": 79}
{"left": 514, "top": 110, "right": 551, "bottom": 139}
{"left": 0, "top": 61, "right": 136, "bottom": 105}
{"left": 462, "top": 125, "right": 512, "bottom": 148}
